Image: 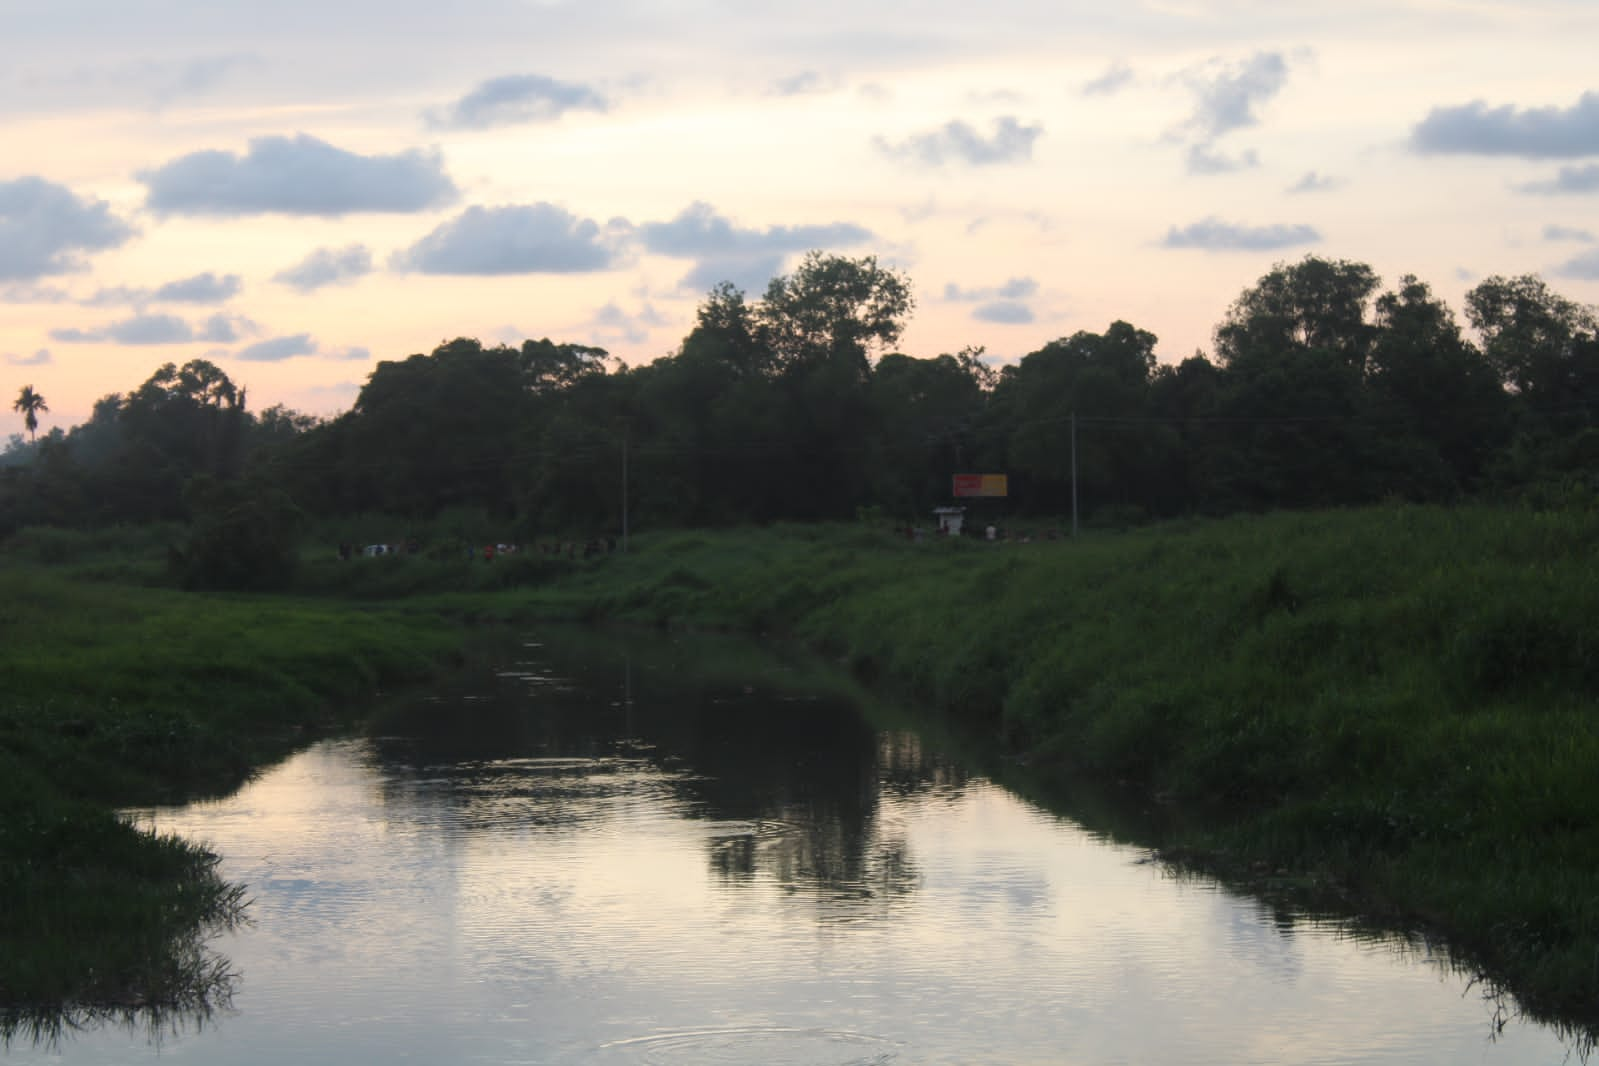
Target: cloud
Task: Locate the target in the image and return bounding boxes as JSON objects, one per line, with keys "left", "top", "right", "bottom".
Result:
{"left": 679, "top": 254, "right": 786, "bottom": 295}
{"left": 1082, "top": 61, "right": 1134, "bottom": 97}
{"left": 0, "top": 177, "right": 137, "bottom": 281}
{"left": 943, "top": 277, "right": 1038, "bottom": 302}
{"left": 1515, "top": 163, "right": 1599, "bottom": 195}
{"left": 152, "top": 53, "right": 262, "bottom": 108}
{"left": 88, "top": 271, "right": 243, "bottom": 307}
{"left": 3, "top": 349, "right": 52, "bottom": 367}
{"left": 973, "top": 301, "right": 1035, "bottom": 324}
{"left": 875, "top": 116, "right": 1042, "bottom": 167}
{"left": 1411, "top": 92, "right": 1599, "bottom": 158}
{"left": 1160, "top": 217, "right": 1321, "bottom": 252}
{"left": 640, "top": 201, "right": 871, "bottom": 258}
{"left": 1288, "top": 170, "right": 1341, "bottom": 194}
{"left": 769, "top": 71, "right": 829, "bottom": 97}
{"left": 139, "top": 134, "right": 459, "bottom": 217}
{"left": 1187, "top": 143, "right": 1259, "bottom": 174}
{"left": 426, "top": 74, "right": 608, "bottom": 130}
{"left": 273, "top": 244, "right": 375, "bottom": 292}
{"left": 391, "top": 203, "right": 621, "bottom": 274}
{"left": 200, "top": 312, "right": 257, "bottom": 343}
{"left": 1544, "top": 224, "right": 1595, "bottom": 243}
{"left": 640, "top": 202, "right": 873, "bottom": 292}
{"left": 1555, "top": 248, "right": 1599, "bottom": 281}
{"left": 52, "top": 312, "right": 196, "bottom": 344}
{"left": 154, "top": 272, "right": 242, "bottom": 303}
{"left": 49, "top": 310, "right": 256, "bottom": 345}
{"left": 590, "top": 302, "right": 669, "bottom": 345}
{"left": 237, "top": 334, "right": 317, "bottom": 362}
{"left": 1178, "top": 51, "right": 1290, "bottom": 141}
{"left": 0, "top": 284, "right": 72, "bottom": 304}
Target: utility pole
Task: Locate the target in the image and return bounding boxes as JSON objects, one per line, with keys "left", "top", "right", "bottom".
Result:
{"left": 1071, "top": 410, "right": 1079, "bottom": 537}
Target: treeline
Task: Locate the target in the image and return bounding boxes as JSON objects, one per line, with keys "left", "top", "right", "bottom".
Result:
{"left": 3, "top": 252, "right": 1597, "bottom": 566}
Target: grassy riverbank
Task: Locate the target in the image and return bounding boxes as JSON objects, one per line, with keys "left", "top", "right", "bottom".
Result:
{"left": 0, "top": 563, "right": 457, "bottom": 1019}
{"left": 418, "top": 503, "right": 1595, "bottom": 1030}
{"left": 4, "top": 503, "right": 1597, "bottom": 1035}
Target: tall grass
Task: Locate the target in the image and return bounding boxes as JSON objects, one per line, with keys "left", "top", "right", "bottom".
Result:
{"left": 477, "top": 504, "right": 1599, "bottom": 1029}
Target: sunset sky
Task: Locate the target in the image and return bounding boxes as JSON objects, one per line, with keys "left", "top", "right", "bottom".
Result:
{"left": 4, "top": 0, "right": 1598, "bottom": 439}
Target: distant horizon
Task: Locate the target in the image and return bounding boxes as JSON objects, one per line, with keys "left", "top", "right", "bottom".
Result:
{"left": 5, "top": 0, "right": 1598, "bottom": 437}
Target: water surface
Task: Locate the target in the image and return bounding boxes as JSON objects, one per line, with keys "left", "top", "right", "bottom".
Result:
{"left": 7, "top": 631, "right": 1579, "bottom": 1064}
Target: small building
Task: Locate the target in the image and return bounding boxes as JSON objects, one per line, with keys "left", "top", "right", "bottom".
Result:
{"left": 933, "top": 506, "right": 966, "bottom": 536}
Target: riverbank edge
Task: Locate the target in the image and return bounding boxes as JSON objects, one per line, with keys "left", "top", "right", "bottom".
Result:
{"left": 0, "top": 572, "right": 463, "bottom": 1016}
{"left": 410, "top": 503, "right": 1597, "bottom": 1037}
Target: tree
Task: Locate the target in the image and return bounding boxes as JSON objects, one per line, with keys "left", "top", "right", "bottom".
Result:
{"left": 1214, "top": 256, "right": 1381, "bottom": 373}
{"left": 757, "top": 251, "right": 914, "bottom": 378}
{"left": 1464, "top": 274, "right": 1598, "bottom": 401}
{"left": 12, "top": 385, "right": 47, "bottom": 442}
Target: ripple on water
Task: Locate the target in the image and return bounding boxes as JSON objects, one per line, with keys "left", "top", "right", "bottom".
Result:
{"left": 592, "top": 1027, "right": 900, "bottom": 1065}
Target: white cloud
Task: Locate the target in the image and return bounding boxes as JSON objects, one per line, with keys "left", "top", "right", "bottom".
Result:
{"left": 1160, "top": 218, "right": 1321, "bottom": 252}
{"left": 1411, "top": 92, "right": 1599, "bottom": 158}
{"left": 391, "top": 204, "right": 622, "bottom": 275}
{"left": 273, "top": 245, "right": 375, "bottom": 292}
{"left": 0, "top": 177, "right": 137, "bottom": 281}
{"left": 426, "top": 74, "right": 608, "bottom": 130}
{"left": 139, "top": 134, "right": 459, "bottom": 217}
{"left": 875, "top": 116, "right": 1043, "bottom": 167}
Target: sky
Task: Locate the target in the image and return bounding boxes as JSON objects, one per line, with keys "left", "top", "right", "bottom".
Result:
{"left": 4, "top": 0, "right": 1599, "bottom": 439}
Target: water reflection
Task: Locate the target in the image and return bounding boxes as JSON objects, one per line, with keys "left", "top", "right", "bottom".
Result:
{"left": 10, "top": 627, "right": 1589, "bottom": 1064}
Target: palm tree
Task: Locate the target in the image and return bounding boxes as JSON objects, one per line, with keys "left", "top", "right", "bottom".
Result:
{"left": 13, "top": 385, "right": 48, "bottom": 442}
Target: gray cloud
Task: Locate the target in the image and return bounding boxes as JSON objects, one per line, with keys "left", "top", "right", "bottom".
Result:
{"left": 391, "top": 203, "right": 621, "bottom": 274}
{"left": 591, "top": 302, "right": 669, "bottom": 345}
{"left": 273, "top": 244, "right": 375, "bottom": 292}
{"left": 973, "top": 301, "right": 1035, "bottom": 324}
{"left": 1187, "top": 143, "right": 1259, "bottom": 174}
{"left": 426, "top": 74, "right": 608, "bottom": 130}
{"left": 140, "top": 134, "right": 459, "bottom": 217}
{"left": 1082, "top": 61, "right": 1134, "bottom": 97}
{"left": 640, "top": 202, "right": 872, "bottom": 292}
{"left": 50, "top": 310, "right": 255, "bottom": 345}
{"left": 88, "top": 271, "right": 243, "bottom": 306}
{"left": 1288, "top": 170, "right": 1341, "bottom": 194}
{"left": 154, "top": 272, "right": 242, "bottom": 303}
{"left": 3, "top": 349, "right": 52, "bottom": 367}
{"left": 944, "top": 277, "right": 1038, "bottom": 302}
{"left": 640, "top": 201, "right": 871, "bottom": 258}
{"left": 1179, "top": 51, "right": 1290, "bottom": 141}
{"left": 1411, "top": 92, "right": 1599, "bottom": 158}
{"left": 237, "top": 334, "right": 317, "bottom": 362}
{"left": 52, "top": 312, "right": 196, "bottom": 344}
{"left": 1516, "top": 163, "right": 1599, "bottom": 195}
{"left": 769, "top": 71, "right": 829, "bottom": 97}
{"left": 679, "top": 254, "right": 786, "bottom": 295}
{"left": 1544, "top": 224, "right": 1595, "bottom": 243}
{"left": 1160, "top": 217, "right": 1321, "bottom": 251}
{"left": 153, "top": 53, "right": 262, "bottom": 108}
{"left": 0, "top": 177, "right": 137, "bottom": 281}
{"left": 1555, "top": 248, "right": 1599, "bottom": 280}
{"left": 875, "top": 116, "right": 1043, "bottom": 167}
{"left": 0, "top": 283, "right": 72, "bottom": 303}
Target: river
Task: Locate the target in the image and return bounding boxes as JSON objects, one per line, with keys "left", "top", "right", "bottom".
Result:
{"left": 5, "top": 629, "right": 1581, "bottom": 1064}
